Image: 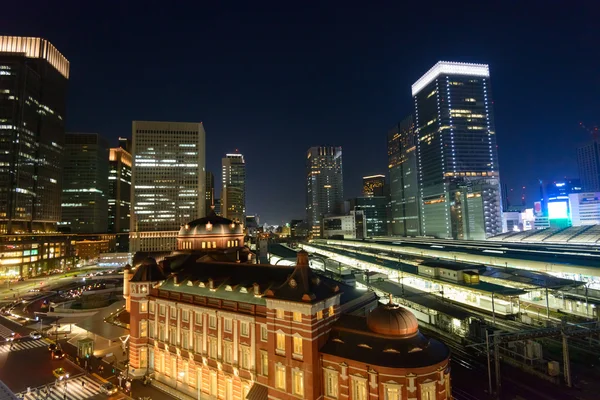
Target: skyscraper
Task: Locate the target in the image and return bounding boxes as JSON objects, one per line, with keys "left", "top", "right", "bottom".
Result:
{"left": 577, "top": 141, "right": 600, "bottom": 192}
{"left": 221, "top": 153, "right": 246, "bottom": 222}
{"left": 306, "top": 146, "right": 343, "bottom": 237}
{"left": 205, "top": 171, "right": 215, "bottom": 212}
{"left": 108, "top": 139, "right": 132, "bottom": 251}
{"left": 131, "top": 121, "right": 206, "bottom": 252}
{"left": 388, "top": 115, "right": 421, "bottom": 236}
{"left": 61, "top": 133, "right": 109, "bottom": 233}
{"left": 362, "top": 175, "right": 386, "bottom": 197}
{"left": 412, "top": 61, "right": 501, "bottom": 239}
{"left": 0, "top": 36, "right": 69, "bottom": 234}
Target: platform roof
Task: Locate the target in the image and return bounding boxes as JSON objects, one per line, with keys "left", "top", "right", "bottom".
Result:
{"left": 483, "top": 267, "right": 584, "bottom": 290}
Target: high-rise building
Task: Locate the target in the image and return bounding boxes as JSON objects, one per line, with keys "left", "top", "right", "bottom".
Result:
{"left": 577, "top": 141, "right": 600, "bottom": 192}
{"left": 130, "top": 121, "right": 206, "bottom": 252}
{"left": 348, "top": 197, "right": 388, "bottom": 237}
{"left": 362, "top": 175, "right": 386, "bottom": 197}
{"left": 108, "top": 139, "right": 132, "bottom": 251}
{"left": 205, "top": 171, "right": 214, "bottom": 212}
{"left": 0, "top": 36, "right": 69, "bottom": 234}
{"left": 412, "top": 61, "right": 501, "bottom": 239}
{"left": 61, "top": 133, "right": 109, "bottom": 233}
{"left": 388, "top": 116, "right": 421, "bottom": 236}
{"left": 214, "top": 198, "right": 222, "bottom": 216}
{"left": 221, "top": 153, "right": 246, "bottom": 222}
{"left": 501, "top": 182, "right": 510, "bottom": 212}
{"left": 306, "top": 146, "right": 344, "bottom": 237}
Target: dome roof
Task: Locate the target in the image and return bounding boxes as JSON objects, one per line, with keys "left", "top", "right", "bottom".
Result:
{"left": 367, "top": 299, "right": 419, "bottom": 338}
{"left": 178, "top": 210, "right": 243, "bottom": 236}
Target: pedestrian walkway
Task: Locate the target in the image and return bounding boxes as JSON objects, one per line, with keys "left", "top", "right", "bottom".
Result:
{"left": 0, "top": 323, "right": 15, "bottom": 340}
{"left": 0, "top": 339, "right": 46, "bottom": 353}
{"left": 16, "top": 375, "right": 103, "bottom": 400}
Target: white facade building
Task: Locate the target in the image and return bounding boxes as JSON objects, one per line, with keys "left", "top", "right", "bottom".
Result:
{"left": 569, "top": 192, "right": 600, "bottom": 226}
{"left": 130, "top": 121, "right": 206, "bottom": 252}
{"left": 322, "top": 211, "right": 366, "bottom": 239}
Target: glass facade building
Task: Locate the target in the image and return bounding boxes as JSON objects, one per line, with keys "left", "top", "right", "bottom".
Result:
{"left": 221, "top": 154, "right": 246, "bottom": 222}
{"left": 0, "top": 36, "right": 69, "bottom": 234}
{"left": 306, "top": 146, "right": 344, "bottom": 238}
{"left": 108, "top": 140, "right": 132, "bottom": 251}
{"left": 413, "top": 61, "right": 502, "bottom": 239}
{"left": 362, "top": 175, "right": 385, "bottom": 197}
{"left": 205, "top": 171, "right": 214, "bottom": 212}
{"left": 131, "top": 121, "right": 206, "bottom": 252}
{"left": 577, "top": 142, "right": 600, "bottom": 192}
{"left": 349, "top": 196, "right": 388, "bottom": 237}
{"left": 61, "top": 132, "right": 109, "bottom": 233}
{"left": 388, "top": 115, "right": 421, "bottom": 236}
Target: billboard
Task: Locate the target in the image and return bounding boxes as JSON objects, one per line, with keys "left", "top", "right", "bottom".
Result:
{"left": 533, "top": 201, "right": 542, "bottom": 216}
{"left": 548, "top": 201, "right": 568, "bottom": 219}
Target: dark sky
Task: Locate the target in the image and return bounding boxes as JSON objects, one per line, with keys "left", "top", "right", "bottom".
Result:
{"left": 3, "top": 1, "right": 599, "bottom": 224}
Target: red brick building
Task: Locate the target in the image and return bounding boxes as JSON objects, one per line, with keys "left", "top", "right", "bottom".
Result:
{"left": 124, "top": 213, "right": 451, "bottom": 400}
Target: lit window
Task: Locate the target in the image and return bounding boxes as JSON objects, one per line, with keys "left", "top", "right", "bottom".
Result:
{"left": 293, "top": 336, "right": 303, "bottom": 358}
{"left": 209, "top": 315, "right": 217, "bottom": 329}
{"left": 148, "top": 321, "right": 155, "bottom": 339}
{"left": 159, "top": 305, "right": 166, "bottom": 316}
{"left": 140, "top": 301, "right": 148, "bottom": 313}
{"left": 182, "top": 330, "right": 189, "bottom": 350}
{"left": 260, "top": 350, "right": 269, "bottom": 376}
{"left": 276, "top": 332, "right": 285, "bottom": 354}
{"left": 329, "top": 306, "right": 334, "bottom": 316}
{"left": 223, "top": 341, "right": 233, "bottom": 363}
{"left": 276, "top": 309, "right": 285, "bottom": 319}
{"left": 208, "top": 337, "right": 218, "bottom": 358}
{"left": 292, "top": 369, "right": 304, "bottom": 396}
{"left": 169, "top": 327, "right": 177, "bottom": 345}
{"left": 260, "top": 324, "right": 268, "bottom": 341}
{"left": 224, "top": 318, "right": 232, "bottom": 333}
{"left": 241, "top": 321, "right": 249, "bottom": 337}
{"left": 240, "top": 345, "right": 251, "bottom": 369}
{"left": 275, "top": 364, "right": 286, "bottom": 390}
{"left": 212, "top": 241, "right": 216, "bottom": 248}
{"left": 202, "top": 242, "right": 206, "bottom": 249}
{"left": 324, "top": 369, "right": 338, "bottom": 398}
{"left": 194, "top": 333, "right": 202, "bottom": 353}
{"left": 351, "top": 377, "right": 368, "bottom": 400}
{"left": 316, "top": 310, "right": 323, "bottom": 320}
{"left": 293, "top": 312, "right": 302, "bottom": 322}
{"left": 158, "top": 324, "right": 165, "bottom": 341}
{"left": 149, "top": 301, "right": 155, "bottom": 314}
{"left": 210, "top": 371, "right": 218, "bottom": 397}
{"left": 195, "top": 312, "right": 203, "bottom": 325}
{"left": 385, "top": 384, "right": 402, "bottom": 400}
{"left": 182, "top": 310, "right": 189, "bottom": 322}
{"left": 170, "top": 307, "right": 177, "bottom": 319}
{"left": 420, "top": 382, "right": 436, "bottom": 400}
{"left": 140, "top": 320, "right": 148, "bottom": 337}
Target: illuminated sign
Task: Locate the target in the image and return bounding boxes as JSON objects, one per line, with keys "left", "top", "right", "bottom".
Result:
{"left": 548, "top": 201, "right": 568, "bottom": 219}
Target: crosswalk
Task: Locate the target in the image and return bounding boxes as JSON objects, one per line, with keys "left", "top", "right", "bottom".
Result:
{"left": 0, "top": 339, "right": 47, "bottom": 353}
{"left": 17, "top": 375, "right": 104, "bottom": 400}
{"left": 0, "top": 323, "right": 15, "bottom": 340}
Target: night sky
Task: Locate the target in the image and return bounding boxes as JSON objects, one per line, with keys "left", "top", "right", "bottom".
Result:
{"left": 2, "top": 2, "right": 599, "bottom": 224}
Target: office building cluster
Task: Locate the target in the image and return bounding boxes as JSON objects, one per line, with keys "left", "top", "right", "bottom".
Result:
{"left": 0, "top": 36, "right": 250, "bottom": 279}
{"left": 306, "top": 61, "right": 503, "bottom": 240}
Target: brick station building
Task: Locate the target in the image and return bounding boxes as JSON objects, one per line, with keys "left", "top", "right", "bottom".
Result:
{"left": 124, "top": 210, "right": 452, "bottom": 399}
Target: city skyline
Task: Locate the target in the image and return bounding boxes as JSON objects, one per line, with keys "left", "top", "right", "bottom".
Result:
{"left": 2, "top": 3, "right": 598, "bottom": 224}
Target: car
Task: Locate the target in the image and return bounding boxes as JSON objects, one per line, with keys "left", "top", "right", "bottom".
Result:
{"left": 48, "top": 343, "right": 58, "bottom": 352}
{"left": 52, "top": 368, "right": 69, "bottom": 379}
{"left": 51, "top": 349, "right": 65, "bottom": 359}
{"left": 5, "top": 332, "right": 15, "bottom": 342}
{"left": 99, "top": 382, "right": 118, "bottom": 395}
{"left": 29, "top": 331, "right": 42, "bottom": 340}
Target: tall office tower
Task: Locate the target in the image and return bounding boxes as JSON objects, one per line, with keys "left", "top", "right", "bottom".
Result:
{"left": 577, "top": 142, "right": 600, "bottom": 192}
{"left": 501, "top": 182, "right": 510, "bottom": 212}
{"left": 388, "top": 115, "right": 421, "bottom": 236}
{"left": 205, "top": 171, "right": 214, "bottom": 212}
{"left": 0, "top": 37, "right": 69, "bottom": 234}
{"left": 306, "top": 146, "right": 344, "bottom": 237}
{"left": 362, "top": 175, "right": 386, "bottom": 197}
{"left": 221, "top": 153, "right": 246, "bottom": 222}
{"left": 61, "top": 133, "right": 109, "bottom": 233}
{"left": 412, "top": 61, "right": 501, "bottom": 239}
{"left": 108, "top": 139, "right": 132, "bottom": 251}
{"left": 131, "top": 121, "right": 206, "bottom": 252}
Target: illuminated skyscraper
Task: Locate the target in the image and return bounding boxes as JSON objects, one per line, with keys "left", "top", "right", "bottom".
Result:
{"left": 0, "top": 36, "right": 69, "bottom": 233}
{"left": 131, "top": 121, "right": 206, "bottom": 252}
{"left": 205, "top": 171, "right": 215, "bottom": 212}
{"left": 221, "top": 153, "right": 246, "bottom": 222}
{"left": 306, "top": 146, "right": 343, "bottom": 237}
{"left": 108, "top": 139, "right": 132, "bottom": 251}
{"left": 388, "top": 115, "right": 421, "bottom": 236}
{"left": 61, "top": 132, "right": 109, "bottom": 233}
{"left": 577, "top": 142, "right": 600, "bottom": 192}
{"left": 362, "top": 175, "right": 386, "bottom": 197}
{"left": 413, "top": 61, "right": 501, "bottom": 239}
